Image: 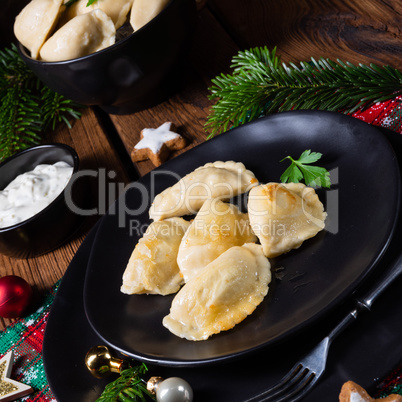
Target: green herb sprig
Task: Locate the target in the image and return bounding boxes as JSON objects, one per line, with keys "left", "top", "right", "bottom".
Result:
{"left": 280, "top": 150, "right": 331, "bottom": 188}
{"left": 96, "top": 363, "right": 155, "bottom": 402}
{"left": 206, "top": 47, "right": 402, "bottom": 138}
{"left": 0, "top": 44, "right": 82, "bottom": 161}
{"left": 64, "top": 0, "right": 98, "bottom": 7}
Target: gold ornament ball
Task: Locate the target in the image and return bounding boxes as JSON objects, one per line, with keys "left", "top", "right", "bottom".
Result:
{"left": 85, "top": 346, "right": 129, "bottom": 379}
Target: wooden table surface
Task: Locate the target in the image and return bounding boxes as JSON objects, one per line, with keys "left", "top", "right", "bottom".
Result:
{"left": 1, "top": 0, "right": 401, "bottom": 331}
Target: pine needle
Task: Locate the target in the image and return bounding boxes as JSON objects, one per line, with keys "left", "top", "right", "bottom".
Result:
{"left": 96, "top": 363, "right": 155, "bottom": 402}
{"left": 0, "top": 44, "right": 83, "bottom": 161}
{"left": 205, "top": 46, "right": 402, "bottom": 138}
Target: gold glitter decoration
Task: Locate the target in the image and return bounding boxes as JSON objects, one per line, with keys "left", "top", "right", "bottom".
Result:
{"left": 0, "top": 362, "right": 18, "bottom": 396}
{"left": 0, "top": 351, "right": 33, "bottom": 401}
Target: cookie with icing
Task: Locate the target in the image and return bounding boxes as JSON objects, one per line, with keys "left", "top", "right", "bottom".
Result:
{"left": 339, "top": 381, "right": 402, "bottom": 402}
{"left": 131, "top": 122, "right": 186, "bottom": 166}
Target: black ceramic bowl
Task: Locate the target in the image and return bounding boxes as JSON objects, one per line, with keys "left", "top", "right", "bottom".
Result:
{"left": 0, "top": 144, "right": 87, "bottom": 259}
{"left": 18, "top": 0, "right": 197, "bottom": 114}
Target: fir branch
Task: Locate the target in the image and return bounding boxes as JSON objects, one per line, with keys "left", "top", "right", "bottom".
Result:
{"left": 0, "top": 87, "right": 42, "bottom": 158}
{"left": 205, "top": 46, "right": 402, "bottom": 138}
{"left": 96, "top": 363, "right": 155, "bottom": 402}
{"left": 0, "top": 44, "right": 83, "bottom": 161}
{"left": 0, "top": 45, "right": 42, "bottom": 158}
{"left": 41, "top": 87, "right": 82, "bottom": 130}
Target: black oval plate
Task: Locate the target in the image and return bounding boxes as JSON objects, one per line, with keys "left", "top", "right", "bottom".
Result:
{"left": 83, "top": 111, "right": 400, "bottom": 366}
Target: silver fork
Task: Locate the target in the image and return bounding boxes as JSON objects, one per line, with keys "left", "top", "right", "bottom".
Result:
{"left": 245, "top": 251, "right": 402, "bottom": 402}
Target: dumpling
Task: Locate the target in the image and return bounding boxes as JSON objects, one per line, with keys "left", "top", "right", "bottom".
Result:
{"left": 177, "top": 198, "right": 257, "bottom": 283}
{"left": 39, "top": 9, "right": 115, "bottom": 61}
{"left": 121, "top": 217, "right": 190, "bottom": 295}
{"left": 163, "top": 243, "right": 271, "bottom": 341}
{"left": 14, "top": 0, "right": 64, "bottom": 59}
{"left": 130, "top": 0, "right": 170, "bottom": 31}
{"left": 248, "top": 182, "right": 327, "bottom": 258}
{"left": 149, "top": 161, "right": 258, "bottom": 221}
{"left": 60, "top": 0, "right": 134, "bottom": 29}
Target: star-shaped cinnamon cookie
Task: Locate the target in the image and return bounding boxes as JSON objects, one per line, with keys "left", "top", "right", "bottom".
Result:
{"left": 131, "top": 122, "right": 186, "bottom": 167}
{"left": 339, "top": 381, "right": 402, "bottom": 402}
{"left": 0, "top": 351, "right": 33, "bottom": 401}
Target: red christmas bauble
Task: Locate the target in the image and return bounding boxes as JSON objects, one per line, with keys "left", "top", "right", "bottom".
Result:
{"left": 0, "top": 275, "right": 33, "bottom": 318}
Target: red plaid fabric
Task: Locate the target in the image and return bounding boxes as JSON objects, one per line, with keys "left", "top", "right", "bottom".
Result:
{"left": 0, "top": 283, "right": 58, "bottom": 401}
{"left": 352, "top": 96, "right": 402, "bottom": 134}
{"left": 375, "top": 362, "right": 402, "bottom": 398}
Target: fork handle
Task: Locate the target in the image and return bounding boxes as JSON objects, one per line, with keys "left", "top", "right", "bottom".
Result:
{"left": 327, "top": 251, "right": 402, "bottom": 344}
{"left": 355, "top": 251, "right": 402, "bottom": 311}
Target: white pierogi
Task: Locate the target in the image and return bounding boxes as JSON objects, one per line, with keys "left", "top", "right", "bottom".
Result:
{"left": 130, "top": 0, "right": 170, "bottom": 31}
{"left": 39, "top": 9, "right": 115, "bottom": 61}
{"left": 177, "top": 198, "right": 257, "bottom": 283}
{"left": 14, "top": 0, "right": 64, "bottom": 59}
{"left": 61, "top": 0, "right": 134, "bottom": 29}
{"left": 248, "top": 182, "right": 326, "bottom": 258}
{"left": 121, "top": 217, "right": 190, "bottom": 296}
{"left": 163, "top": 243, "right": 271, "bottom": 341}
{"left": 149, "top": 161, "right": 258, "bottom": 221}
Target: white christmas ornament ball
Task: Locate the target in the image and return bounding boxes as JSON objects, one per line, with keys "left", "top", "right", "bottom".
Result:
{"left": 156, "top": 377, "right": 193, "bottom": 402}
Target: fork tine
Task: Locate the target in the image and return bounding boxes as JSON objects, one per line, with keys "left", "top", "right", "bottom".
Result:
{"left": 245, "top": 365, "right": 316, "bottom": 402}
{"left": 274, "top": 370, "right": 316, "bottom": 402}
{"left": 245, "top": 337, "right": 332, "bottom": 402}
{"left": 264, "top": 365, "right": 305, "bottom": 400}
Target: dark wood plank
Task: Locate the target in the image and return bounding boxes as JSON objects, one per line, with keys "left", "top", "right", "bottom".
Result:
{"left": 109, "top": 6, "right": 239, "bottom": 176}
{"left": 207, "top": 0, "right": 402, "bottom": 67}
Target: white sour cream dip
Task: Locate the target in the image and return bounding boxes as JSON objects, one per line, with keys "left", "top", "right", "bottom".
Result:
{"left": 0, "top": 161, "right": 73, "bottom": 228}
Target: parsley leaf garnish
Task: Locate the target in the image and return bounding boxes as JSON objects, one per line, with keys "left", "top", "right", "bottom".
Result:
{"left": 65, "top": 0, "right": 98, "bottom": 6}
{"left": 280, "top": 150, "right": 331, "bottom": 188}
